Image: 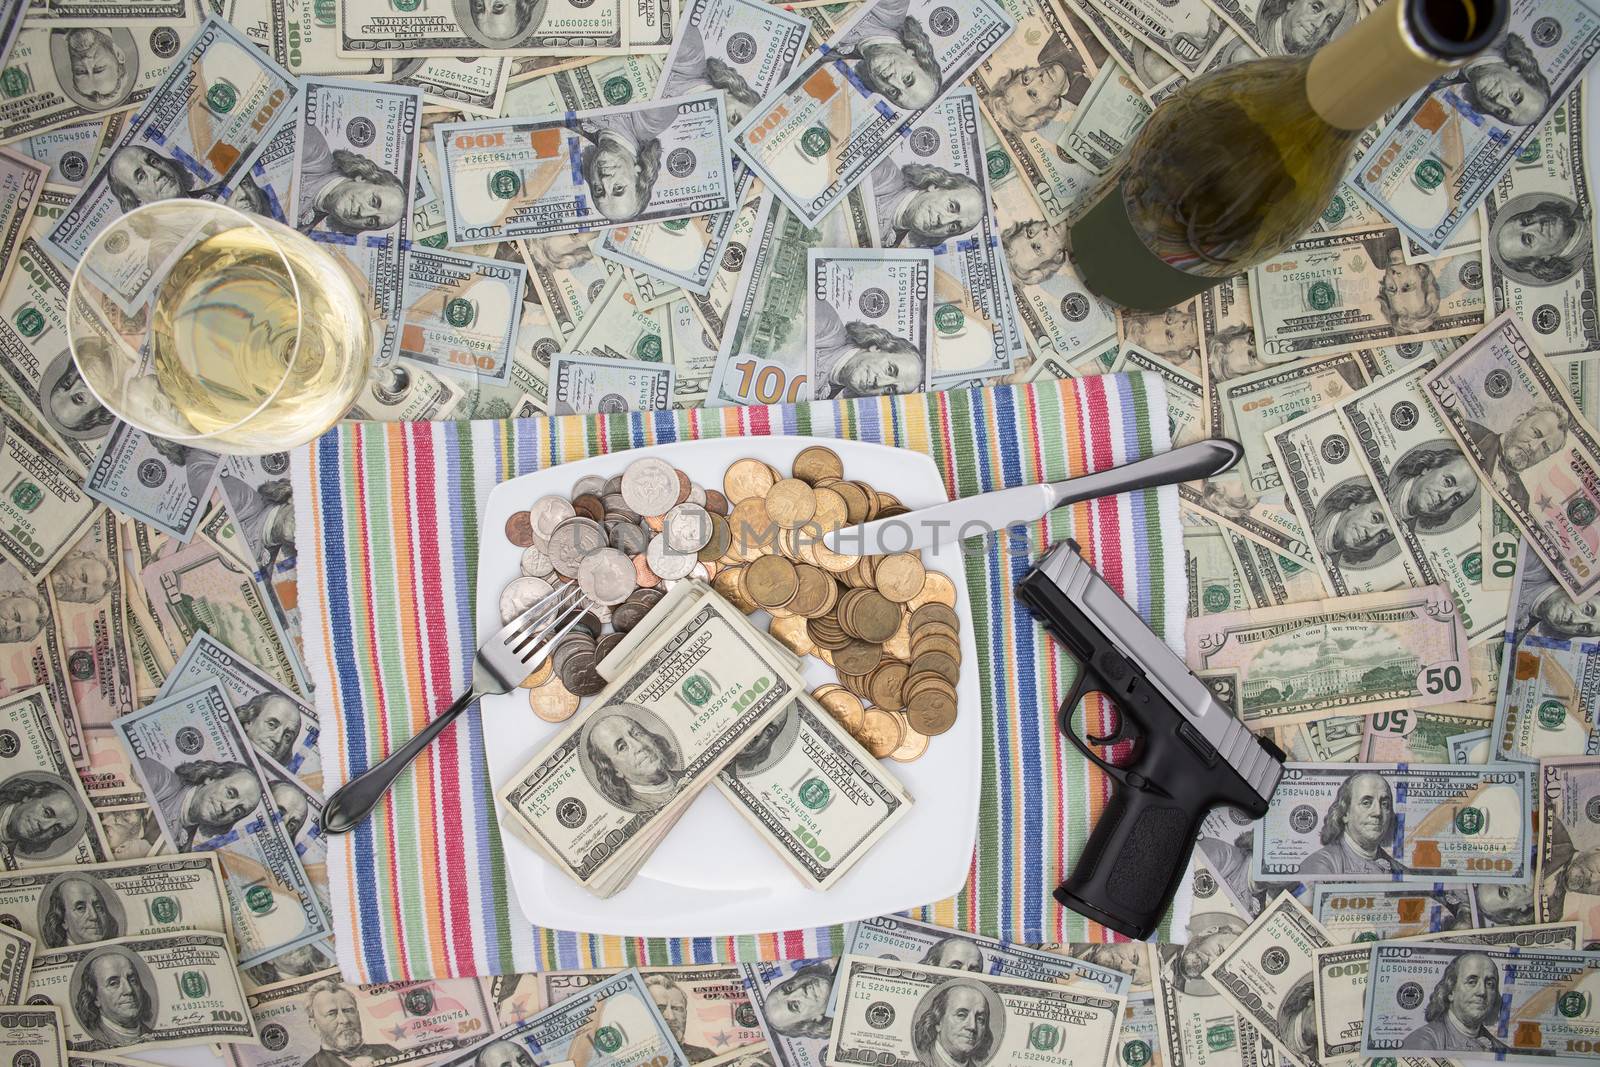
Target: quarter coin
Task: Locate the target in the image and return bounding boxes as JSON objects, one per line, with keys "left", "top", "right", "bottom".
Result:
{"left": 621, "top": 457, "right": 680, "bottom": 516}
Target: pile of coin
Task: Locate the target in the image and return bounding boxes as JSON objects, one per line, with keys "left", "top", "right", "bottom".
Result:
{"left": 500, "top": 446, "right": 963, "bottom": 756}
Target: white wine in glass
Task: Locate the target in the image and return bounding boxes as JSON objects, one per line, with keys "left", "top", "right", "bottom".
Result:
{"left": 69, "top": 201, "right": 373, "bottom": 455}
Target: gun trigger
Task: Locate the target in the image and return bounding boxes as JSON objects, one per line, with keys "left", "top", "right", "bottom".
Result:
{"left": 1057, "top": 670, "right": 1133, "bottom": 786}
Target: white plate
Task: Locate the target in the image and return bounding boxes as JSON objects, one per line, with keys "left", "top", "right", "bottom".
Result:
{"left": 477, "top": 436, "right": 981, "bottom": 938}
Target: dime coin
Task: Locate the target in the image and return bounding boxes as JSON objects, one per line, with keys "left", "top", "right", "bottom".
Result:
{"left": 529, "top": 678, "right": 580, "bottom": 722}
{"left": 528, "top": 495, "right": 576, "bottom": 551}
{"left": 621, "top": 457, "right": 680, "bottom": 516}
{"left": 577, "top": 548, "right": 636, "bottom": 605}
{"left": 520, "top": 544, "right": 554, "bottom": 577}
{"left": 607, "top": 519, "right": 650, "bottom": 555}
{"left": 499, "top": 576, "right": 554, "bottom": 625}
{"left": 572, "top": 474, "right": 608, "bottom": 498}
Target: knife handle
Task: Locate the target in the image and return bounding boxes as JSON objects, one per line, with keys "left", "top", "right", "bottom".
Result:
{"left": 1048, "top": 439, "right": 1242, "bottom": 509}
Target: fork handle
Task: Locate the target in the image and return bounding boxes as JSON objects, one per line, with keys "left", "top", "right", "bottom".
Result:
{"left": 321, "top": 687, "right": 480, "bottom": 835}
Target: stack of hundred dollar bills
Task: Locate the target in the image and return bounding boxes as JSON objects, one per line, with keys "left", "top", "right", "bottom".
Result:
{"left": 4, "top": 0, "right": 1600, "bottom": 1063}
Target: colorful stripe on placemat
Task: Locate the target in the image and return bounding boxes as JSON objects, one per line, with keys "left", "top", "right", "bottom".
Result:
{"left": 292, "top": 375, "right": 1182, "bottom": 983}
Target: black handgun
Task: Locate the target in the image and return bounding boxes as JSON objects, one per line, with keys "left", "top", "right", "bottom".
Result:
{"left": 1016, "top": 540, "right": 1285, "bottom": 939}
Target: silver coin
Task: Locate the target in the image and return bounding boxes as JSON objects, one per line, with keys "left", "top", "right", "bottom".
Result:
{"left": 577, "top": 548, "right": 637, "bottom": 605}
{"left": 603, "top": 494, "right": 641, "bottom": 524}
{"left": 527, "top": 495, "right": 576, "bottom": 552}
{"left": 646, "top": 533, "right": 697, "bottom": 580}
{"left": 607, "top": 519, "right": 650, "bottom": 555}
{"left": 547, "top": 516, "right": 606, "bottom": 576}
{"left": 499, "top": 576, "right": 554, "bottom": 625}
{"left": 621, "top": 457, "right": 679, "bottom": 516}
{"left": 604, "top": 474, "right": 624, "bottom": 494}
{"left": 520, "top": 545, "right": 554, "bottom": 578}
{"left": 687, "top": 484, "right": 706, "bottom": 506}
{"left": 572, "top": 474, "right": 608, "bottom": 497}
{"left": 662, "top": 502, "right": 712, "bottom": 553}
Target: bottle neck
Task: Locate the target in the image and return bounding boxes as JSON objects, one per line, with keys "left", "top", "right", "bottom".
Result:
{"left": 1305, "top": 0, "right": 1462, "bottom": 131}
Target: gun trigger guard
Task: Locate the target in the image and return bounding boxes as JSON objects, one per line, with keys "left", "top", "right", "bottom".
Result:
{"left": 1057, "top": 669, "right": 1133, "bottom": 787}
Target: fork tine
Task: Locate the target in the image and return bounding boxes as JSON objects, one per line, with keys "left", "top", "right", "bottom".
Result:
{"left": 507, "top": 586, "right": 591, "bottom": 656}
{"left": 515, "top": 599, "right": 593, "bottom": 664}
{"left": 502, "top": 582, "right": 588, "bottom": 645}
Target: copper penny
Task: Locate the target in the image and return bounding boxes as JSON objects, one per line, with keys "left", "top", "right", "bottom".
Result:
{"left": 504, "top": 512, "right": 535, "bottom": 547}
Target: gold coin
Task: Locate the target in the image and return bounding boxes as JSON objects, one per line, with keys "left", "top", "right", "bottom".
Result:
{"left": 856, "top": 481, "right": 883, "bottom": 521}
{"left": 849, "top": 591, "right": 902, "bottom": 643}
{"left": 910, "top": 634, "right": 962, "bottom": 662}
{"left": 811, "top": 486, "right": 848, "bottom": 531}
{"left": 519, "top": 655, "right": 555, "bottom": 689}
{"left": 889, "top": 714, "right": 930, "bottom": 762}
{"left": 910, "top": 571, "right": 957, "bottom": 609}
{"left": 884, "top": 613, "right": 912, "bottom": 659}
{"left": 910, "top": 603, "right": 960, "bottom": 631}
{"left": 830, "top": 480, "right": 872, "bottom": 525}
{"left": 868, "top": 660, "right": 908, "bottom": 711}
{"left": 724, "top": 458, "right": 777, "bottom": 502}
{"left": 769, "top": 613, "right": 815, "bottom": 657}
{"left": 910, "top": 650, "right": 960, "bottom": 685}
{"left": 854, "top": 708, "right": 904, "bottom": 758}
{"left": 766, "top": 478, "right": 817, "bottom": 528}
{"left": 834, "top": 639, "right": 884, "bottom": 675}
{"left": 906, "top": 685, "right": 957, "bottom": 736}
{"left": 793, "top": 445, "right": 845, "bottom": 484}
{"left": 745, "top": 554, "right": 799, "bottom": 609}
{"left": 529, "top": 677, "right": 580, "bottom": 722}
{"left": 873, "top": 553, "right": 926, "bottom": 603}
{"left": 816, "top": 687, "right": 865, "bottom": 732}
{"left": 910, "top": 620, "right": 960, "bottom": 644}
{"left": 726, "top": 497, "right": 775, "bottom": 562}
{"left": 713, "top": 564, "right": 759, "bottom": 613}
{"left": 697, "top": 514, "right": 731, "bottom": 562}
{"left": 787, "top": 564, "right": 834, "bottom": 617}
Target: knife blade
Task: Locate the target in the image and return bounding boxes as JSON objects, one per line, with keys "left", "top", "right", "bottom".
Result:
{"left": 822, "top": 439, "right": 1242, "bottom": 555}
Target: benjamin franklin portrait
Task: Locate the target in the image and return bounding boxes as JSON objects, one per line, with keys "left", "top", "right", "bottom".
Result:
{"left": 40, "top": 871, "right": 125, "bottom": 946}
{"left": 910, "top": 978, "right": 1003, "bottom": 1067}
{"left": 1489, "top": 192, "right": 1592, "bottom": 287}
{"left": 578, "top": 704, "right": 685, "bottom": 812}
{"left": 50, "top": 29, "right": 139, "bottom": 111}
{"left": 0, "top": 770, "right": 90, "bottom": 861}
{"left": 71, "top": 944, "right": 158, "bottom": 1047}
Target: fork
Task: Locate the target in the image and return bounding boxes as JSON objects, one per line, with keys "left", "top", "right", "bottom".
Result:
{"left": 321, "top": 581, "right": 595, "bottom": 834}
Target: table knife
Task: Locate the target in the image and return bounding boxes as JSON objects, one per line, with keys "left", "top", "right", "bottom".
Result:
{"left": 822, "top": 439, "right": 1242, "bottom": 555}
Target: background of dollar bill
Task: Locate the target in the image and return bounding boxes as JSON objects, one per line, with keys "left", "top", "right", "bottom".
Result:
{"left": 2, "top": 0, "right": 1600, "bottom": 1063}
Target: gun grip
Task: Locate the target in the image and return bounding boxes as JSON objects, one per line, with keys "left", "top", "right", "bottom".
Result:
{"left": 1055, "top": 782, "right": 1200, "bottom": 940}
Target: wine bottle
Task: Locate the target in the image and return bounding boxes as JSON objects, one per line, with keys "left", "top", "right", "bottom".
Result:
{"left": 1066, "top": 0, "right": 1507, "bottom": 312}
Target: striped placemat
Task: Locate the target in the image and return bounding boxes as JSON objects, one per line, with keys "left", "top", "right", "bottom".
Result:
{"left": 292, "top": 375, "right": 1183, "bottom": 982}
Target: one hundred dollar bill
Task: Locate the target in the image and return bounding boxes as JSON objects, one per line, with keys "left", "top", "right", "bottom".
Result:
{"left": 1248, "top": 227, "right": 1486, "bottom": 360}
{"left": 397, "top": 246, "right": 527, "bottom": 384}
{"left": 1536, "top": 757, "right": 1600, "bottom": 945}
{"left": 45, "top": 511, "right": 139, "bottom": 803}
{"left": 1184, "top": 585, "right": 1472, "bottom": 724}
{"left": 1449, "top": 727, "right": 1492, "bottom": 763}
{"left": 706, "top": 185, "right": 873, "bottom": 407}
{"left": 1484, "top": 87, "right": 1598, "bottom": 357}
{"left": 1081, "top": 0, "right": 1228, "bottom": 75}
{"left": 740, "top": 958, "right": 836, "bottom": 1067}
{"left": 0, "top": 918, "right": 34, "bottom": 998}
{"left": 500, "top": 54, "right": 662, "bottom": 124}
{"left": 1360, "top": 709, "right": 1498, "bottom": 764}
{"left": 1205, "top": 0, "right": 1358, "bottom": 58}
{"left": 869, "top": 88, "right": 1022, "bottom": 383}
{"left": 498, "top": 595, "right": 803, "bottom": 895}
{"left": 0, "top": 149, "right": 46, "bottom": 306}
{"left": 1057, "top": 60, "right": 1152, "bottom": 175}
{"left": 828, "top": 954, "right": 1125, "bottom": 1067}
{"left": 1202, "top": 892, "right": 1332, "bottom": 1067}
{"left": 26, "top": 931, "right": 256, "bottom": 1053}
{"left": 716, "top": 694, "right": 913, "bottom": 891}
{"left": 1267, "top": 404, "right": 1419, "bottom": 597}
{"left": 0, "top": 555, "right": 73, "bottom": 739}
{"left": 0, "top": 685, "right": 109, "bottom": 869}
{"left": 562, "top": 273, "right": 667, "bottom": 362}
{"left": 0, "top": 236, "right": 104, "bottom": 471}
{"left": 730, "top": 0, "right": 1015, "bottom": 227}
{"left": 337, "top": 0, "right": 649, "bottom": 56}
{"left": 43, "top": 17, "right": 302, "bottom": 266}
{"left": 549, "top": 351, "right": 674, "bottom": 415}
{"left": 0, "top": 414, "right": 98, "bottom": 579}
{"left": 1314, "top": 923, "right": 1582, "bottom": 1065}
{"left": 159, "top": 631, "right": 321, "bottom": 793}
{"left": 968, "top": 0, "right": 1099, "bottom": 220}
{"left": 808, "top": 248, "right": 933, "bottom": 400}
{"left": 430, "top": 968, "right": 686, "bottom": 1067}
{"left": 115, "top": 682, "right": 332, "bottom": 966}
{"left": 1352, "top": 0, "right": 1600, "bottom": 255}
{"left": 0, "top": 1007, "right": 66, "bottom": 1067}
{"left": 596, "top": 0, "right": 808, "bottom": 293}
{"left": 1252, "top": 762, "right": 1533, "bottom": 883}
{"left": 138, "top": 533, "right": 305, "bottom": 696}
{"left": 0, "top": 854, "right": 229, "bottom": 948}
{"left": 257, "top": 0, "right": 384, "bottom": 77}
{"left": 290, "top": 77, "right": 422, "bottom": 364}
{"left": 0, "top": 11, "right": 203, "bottom": 144}
{"left": 843, "top": 914, "right": 1131, "bottom": 992}
{"left": 538, "top": 963, "right": 766, "bottom": 1059}
{"left": 348, "top": 360, "right": 466, "bottom": 420}
{"left": 1362, "top": 941, "right": 1600, "bottom": 1059}
{"left": 1492, "top": 635, "right": 1599, "bottom": 762}
{"left": 1340, "top": 360, "right": 1510, "bottom": 641}
{"left": 435, "top": 94, "right": 734, "bottom": 244}
{"left": 391, "top": 56, "right": 509, "bottom": 116}
{"left": 1311, "top": 881, "right": 1477, "bottom": 943}
{"left": 227, "top": 967, "right": 499, "bottom": 1067}
{"left": 1422, "top": 311, "right": 1600, "bottom": 602}
{"left": 10, "top": 117, "right": 109, "bottom": 189}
